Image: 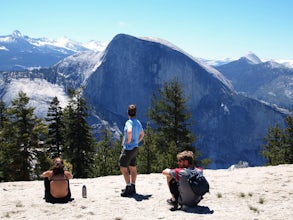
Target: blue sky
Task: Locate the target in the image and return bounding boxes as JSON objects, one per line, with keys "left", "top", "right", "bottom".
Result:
{"left": 1, "top": 0, "right": 292, "bottom": 60}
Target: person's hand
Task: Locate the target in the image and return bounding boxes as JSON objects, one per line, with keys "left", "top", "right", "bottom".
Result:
{"left": 162, "top": 168, "right": 171, "bottom": 175}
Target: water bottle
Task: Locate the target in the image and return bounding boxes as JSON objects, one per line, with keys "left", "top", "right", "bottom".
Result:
{"left": 82, "top": 185, "right": 87, "bottom": 198}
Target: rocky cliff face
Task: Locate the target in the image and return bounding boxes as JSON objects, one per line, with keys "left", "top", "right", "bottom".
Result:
{"left": 83, "top": 34, "right": 288, "bottom": 168}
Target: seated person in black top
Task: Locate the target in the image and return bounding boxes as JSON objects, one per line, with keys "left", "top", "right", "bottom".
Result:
{"left": 42, "top": 157, "right": 73, "bottom": 203}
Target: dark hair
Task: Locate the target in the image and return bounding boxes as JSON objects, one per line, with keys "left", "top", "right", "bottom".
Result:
{"left": 52, "top": 157, "right": 65, "bottom": 175}
{"left": 128, "top": 104, "right": 137, "bottom": 117}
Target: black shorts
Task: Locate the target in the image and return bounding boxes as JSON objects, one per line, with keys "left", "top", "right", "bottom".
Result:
{"left": 119, "top": 147, "right": 138, "bottom": 167}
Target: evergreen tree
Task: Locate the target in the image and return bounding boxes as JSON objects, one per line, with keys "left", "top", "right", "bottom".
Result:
{"left": 45, "top": 96, "right": 64, "bottom": 157}
{"left": 33, "top": 141, "right": 51, "bottom": 180}
{"left": 262, "top": 115, "right": 293, "bottom": 165}
{"left": 0, "top": 100, "right": 6, "bottom": 129}
{"left": 95, "top": 129, "right": 120, "bottom": 176}
{"left": 62, "top": 89, "right": 96, "bottom": 178}
{"left": 111, "top": 137, "right": 123, "bottom": 175}
{"left": 164, "top": 141, "right": 180, "bottom": 169}
{"left": 0, "top": 91, "right": 48, "bottom": 181}
{"left": 137, "top": 122, "right": 158, "bottom": 173}
{"left": 262, "top": 124, "right": 287, "bottom": 165}
{"left": 148, "top": 78, "right": 199, "bottom": 157}
{"left": 0, "top": 100, "right": 7, "bottom": 181}
{"left": 284, "top": 116, "right": 293, "bottom": 163}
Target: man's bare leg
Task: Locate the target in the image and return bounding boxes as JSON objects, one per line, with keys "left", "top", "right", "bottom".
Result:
{"left": 120, "top": 166, "right": 130, "bottom": 184}
{"left": 129, "top": 166, "right": 137, "bottom": 184}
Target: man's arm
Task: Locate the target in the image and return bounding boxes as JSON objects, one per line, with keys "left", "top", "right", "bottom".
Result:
{"left": 138, "top": 130, "right": 145, "bottom": 143}
{"left": 126, "top": 128, "right": 132, "bottom": 144}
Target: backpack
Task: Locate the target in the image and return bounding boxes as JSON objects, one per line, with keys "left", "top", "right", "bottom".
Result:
{"left": 187, "top": 169, "right": 210, "bottom": 196}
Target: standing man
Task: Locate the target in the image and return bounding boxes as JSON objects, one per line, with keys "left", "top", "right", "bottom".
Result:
{"left": 119, "top": 104, "right": 144, "bottom": 197}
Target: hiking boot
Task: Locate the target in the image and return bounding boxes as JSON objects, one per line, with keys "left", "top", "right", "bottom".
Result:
{"left": 120, "top": 185, "right": 134, "bottom": 197}
{"left": 167, "top": 198, "right": 179, "bottom": 211}
{"left": 121, "top": 184, "right": 136, "bottom": 194}
{"left": 166, "top": 198, "right": 178, "bottom": 206}
{"left": 131, "top": 184, "right": 136, "bottom": 194}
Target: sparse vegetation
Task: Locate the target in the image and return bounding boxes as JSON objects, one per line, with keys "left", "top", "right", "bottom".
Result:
{"left": 217, "top": 192, "right": 222, "bottom": 198}
{"left": 240, "top": 192, "right": 246, "bottom": 198}
{"left": 248, "top": 205, "right": 260, "bottom": 214}
{"left": 16, "top": 201, "right": 23, "bottom": 208}
{"left": 259, "top": 197, "right": 265, "bottom": 204}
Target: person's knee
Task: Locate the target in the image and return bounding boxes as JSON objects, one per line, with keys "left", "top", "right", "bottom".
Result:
{"left": 120, "top": 166, "right": 128, "bottom": 174}
{"left": 129, "top": 166, "right": 137, "bottom": 172}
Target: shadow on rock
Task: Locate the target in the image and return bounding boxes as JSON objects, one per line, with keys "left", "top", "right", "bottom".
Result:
{"left": 181, "top": 205, "right": 214, "bottom": 214}
{"left": 131, "top": 194, "right": 152, "bottom": 201}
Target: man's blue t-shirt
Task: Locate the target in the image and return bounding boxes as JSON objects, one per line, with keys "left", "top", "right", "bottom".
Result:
{"left": 122, "top": 118, "right": 143, "bottom": 150}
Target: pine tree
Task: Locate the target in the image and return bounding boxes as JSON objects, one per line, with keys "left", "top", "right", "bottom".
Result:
{"left": 137, "top": 122, "right": 158, "bottom": 173}
{"left": 62, "top": 89, "right": 96, "bottom": 178}
{"left": 262, "top": 124, "right": 287, "bottom": 165}
{"left": 0, "top": 91, "right": 48, "bottom": 181}
{"left": 284, "top": 116, "right": 293, "bottom": 163}
{"left": 0, "top": 100, "right": 7, "bottom": 181}
{"left": 148, "top": 78, "right": 199, "bottom": 157}
{"left": 110, "top": 137, "right": 123, "bottom": 175}
{"left": 0, "top": 100, "right": 6, "bottom": 129}
{"left": 262, "top": 116, "right": 293, "bottom": 165}
{"left": 45, "top": 96, "right": 64, "bottom": 158}
{"left": 95, "top": 129, "right": 120, "bottom": 176}
{"left": 164, "top": 141, "right": 180, "bottom": 169}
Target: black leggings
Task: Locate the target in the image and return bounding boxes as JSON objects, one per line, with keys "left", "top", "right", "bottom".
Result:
{"left": 169, "top": 178, "right": 179, "bottom": 202}
{"left": 44, "top": 177, "right": 72, "bottom": 203}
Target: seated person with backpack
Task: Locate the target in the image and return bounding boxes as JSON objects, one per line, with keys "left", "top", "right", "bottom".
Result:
{"left": 162, "top": 150, "right": 208, "bottom": 210}
{"left": 42, "top": 157, "right": 73, "bottom": 203}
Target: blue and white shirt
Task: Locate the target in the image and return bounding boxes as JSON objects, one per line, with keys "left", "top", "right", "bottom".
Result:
{"left": 122, "top": 118, "right": 143, "bottom": 150}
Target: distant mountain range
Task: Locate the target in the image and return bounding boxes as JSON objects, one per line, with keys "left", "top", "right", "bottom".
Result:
{"left": 215, "top": 53, "right": 293, "bottom": 109}
{"left": 0, "top": 30, "right": 107, "bottom": 71}
{"left": 0, "top": 31, "right": 292, "bottom": 168}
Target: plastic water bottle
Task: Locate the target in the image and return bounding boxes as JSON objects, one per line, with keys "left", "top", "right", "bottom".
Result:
{"left": 82, "top": 185, "right": 87, "bottom": 198}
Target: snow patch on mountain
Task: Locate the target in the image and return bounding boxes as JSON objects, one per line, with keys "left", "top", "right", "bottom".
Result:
{"left": 28, "top": 36, "right": 87, "bottom": 53}
{"left": 3, "top": 78, "right": 68, "bottom": 118}
{"left": 0, "top": 36, "right": 14, "bottom": 43}
{"left": 198, "top": 57, "right": 238, "bottom": 66}
{"left": 244, "top": 52, "right": 262, "bottom": 64}
{"left": 0, "top": 30, "right": 106, "bottom": 55}
{"left": 55, "top": 50, "right": 105, "bottom": 84}
{"left": 0, "top": 31, "right": 23, "bottom": 43}
{"left": 82, "top": 40, "right": 108, "bottom": 52}
{"left": 0, "top": 46, "right": 8, "bottom": 51}
{"left": 274, "top": 59, "right": 293, "bottom": 69}
{"left": 12, "top": 30, "right": 23, "bottom": 38}
{"left": 26, "top": 34, "right": 107, "bottom": 53}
